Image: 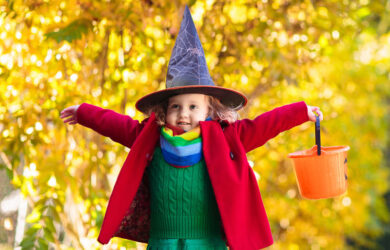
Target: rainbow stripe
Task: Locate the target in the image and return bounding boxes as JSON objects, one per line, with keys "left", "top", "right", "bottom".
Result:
{"left": 160, "top": 127, "right": 202, "bottom": 167}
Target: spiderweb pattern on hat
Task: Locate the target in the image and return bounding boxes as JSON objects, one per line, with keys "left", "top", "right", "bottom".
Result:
{"left": 166, "top": 6, "right": 214, "bottom": 88}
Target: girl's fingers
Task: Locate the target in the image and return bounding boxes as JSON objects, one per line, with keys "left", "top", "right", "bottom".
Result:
{"left": 61, "top": 107, "right": 76, "bottom": 115}
{"left": 63, "top": 118, "right": 75, "bottom": 123}
{"left": 61, "top": 106, "right": 78, "bottom": 125}
{"left": 61, "top": 110, "right": 74, "bottom": 116}
{"left": 60, "top": 114, "right": 74, "bottom": 120}
{"left": 311, "top": 106, "right": 319, "bottom": 112}
{"left": 311, "top": 107, "right": 323, "bottom": 121}
{"left": 60, "top": 111, "right": 69, "bottom": 117}
{"left": 307, "top": 105, "right": 323, "bottom": 122}
{"left": 60, "top": 113, "right": 70, "bottom": 118}
{"left": 60, "top": 108, "right": 77, "bottom": 117}
{"left": 61, "top": 108, "right": 71, "bottom": 114}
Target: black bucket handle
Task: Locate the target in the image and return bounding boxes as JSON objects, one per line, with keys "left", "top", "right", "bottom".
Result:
{"left": 315, "top": 115, "right": 321, "bottom": 155}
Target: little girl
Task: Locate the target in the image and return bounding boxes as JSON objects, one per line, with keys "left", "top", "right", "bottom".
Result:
{"left": 61, "top": 6, "right": 322, "bottom": 250}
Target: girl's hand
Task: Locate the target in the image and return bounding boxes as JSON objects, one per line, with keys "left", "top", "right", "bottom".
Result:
{"left": 307, "top": 105, "right": 323, "bottom": 122}
{"left": 60, "top": 105, "right": 80, "bottom": 125}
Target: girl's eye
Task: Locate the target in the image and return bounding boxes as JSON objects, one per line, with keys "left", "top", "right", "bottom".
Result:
{"left": 170, "top": 104, "right": 179, "bottom": 109}
{"left": 190, "top": 105, "right": 197, "bottom": 110}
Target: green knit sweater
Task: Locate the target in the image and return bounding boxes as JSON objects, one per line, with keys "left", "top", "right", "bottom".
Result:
{"left": 146, "top": 147, "right": 223, "bottom": 239}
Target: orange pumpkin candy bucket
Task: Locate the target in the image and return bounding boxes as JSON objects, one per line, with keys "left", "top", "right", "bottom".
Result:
{"left": 288, "top": 116, "right": 350, "bottom": 199}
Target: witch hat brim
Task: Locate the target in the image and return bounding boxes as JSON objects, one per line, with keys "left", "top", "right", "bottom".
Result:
{"left": 136, "top": 85, "right": 247, "bottom": 113}
{"left": 135, "top": 6, "right": 247, "bottom": 114}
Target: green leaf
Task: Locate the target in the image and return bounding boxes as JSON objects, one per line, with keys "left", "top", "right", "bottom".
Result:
{"left": 38, "top": 238, "right": 49, "bottom": 249}
{"left": 25, "top": 225, "right": 40, "bottom": 236}
{"left": 95, "top": 210, "right": 103, "bottom": 228}
{"left": 43, "top": 227, "right": 55, "bottom": 242}
{"left": 6, "top": 0, "right": 15, "bottom": 14}
{"left": 45, "top": 18, "right": 92, "bottom": 43}
{"left": 44, "top": 216, "right": 56, "bottom": 233}
{"left": 19, "top": 237, "right": 36, "bottom": 249}
{"left": 188, "top": 0, "right": 197, "bottom": 7}
{"left": 47, "top": 205, "right": 61, "bottom": 222}
{"left": 5, "top": 167, "right": 13, "bottom": 180}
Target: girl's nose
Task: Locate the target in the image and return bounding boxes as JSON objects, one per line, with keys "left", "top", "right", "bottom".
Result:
{"left": 179, "top": 108, "right": 189, "bottom": 118}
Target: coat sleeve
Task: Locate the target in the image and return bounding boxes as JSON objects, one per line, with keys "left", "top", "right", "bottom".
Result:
{"left": 235, "top": 101, "right": 309, "bottom": 152}
{"left": 76, "top": 103, "right": 144, "bottom": 148}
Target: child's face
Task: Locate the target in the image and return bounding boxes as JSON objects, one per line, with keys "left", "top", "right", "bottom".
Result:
{"left": 166, "top": 93, "right": 210, "bottom": 131}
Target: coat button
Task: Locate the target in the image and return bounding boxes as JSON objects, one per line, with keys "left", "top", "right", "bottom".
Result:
{"left": 230, "top": 152, "right": 234, "bottom": 160}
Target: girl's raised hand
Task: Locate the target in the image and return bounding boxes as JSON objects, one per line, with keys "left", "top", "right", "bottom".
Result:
{"left": 60, "top": 105, "right": 80, "bottom": 125}
{"left": 307, "top": 105, "right": 323, "bottom": 122}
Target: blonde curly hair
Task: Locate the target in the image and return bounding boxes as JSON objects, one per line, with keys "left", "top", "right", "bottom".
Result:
{"left": 146, "top": 95, "right": 239, "bottom": 126}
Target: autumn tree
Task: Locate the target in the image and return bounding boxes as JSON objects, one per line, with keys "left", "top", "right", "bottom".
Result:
{"left": 0, "top": 0, "right": 389, "bottom": 249}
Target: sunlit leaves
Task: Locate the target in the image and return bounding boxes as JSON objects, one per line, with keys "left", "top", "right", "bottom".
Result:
{"left": 0, "top": 0, "right": 389, "bottom": 249}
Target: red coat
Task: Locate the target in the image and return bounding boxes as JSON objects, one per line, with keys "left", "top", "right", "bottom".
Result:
{"left": 77, "top": 101, "right": 309, "bottom": 250}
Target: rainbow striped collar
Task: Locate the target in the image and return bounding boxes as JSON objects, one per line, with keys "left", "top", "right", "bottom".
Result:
{"left": 160, "top": 126, "right": 202, "bottom": 168}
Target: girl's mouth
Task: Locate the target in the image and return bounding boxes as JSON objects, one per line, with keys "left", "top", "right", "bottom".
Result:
{"left": 178, "top": 122, "right": 190, "bottom": 125}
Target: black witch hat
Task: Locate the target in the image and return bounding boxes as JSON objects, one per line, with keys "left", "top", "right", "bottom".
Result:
{"left": 136, "top": 5, "right": 247, "bottom": 113}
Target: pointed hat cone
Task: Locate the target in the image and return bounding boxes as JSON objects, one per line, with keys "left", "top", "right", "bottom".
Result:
{"left": 166, "top": 5, "right": 214, "bottom": 87}
{"left": 136, "top": 6, "right": 247, "bottom": 113}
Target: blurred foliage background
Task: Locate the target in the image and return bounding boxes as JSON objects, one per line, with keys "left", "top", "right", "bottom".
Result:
{"left": 0, "top": 0, "right": 389, "bottom": 249}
